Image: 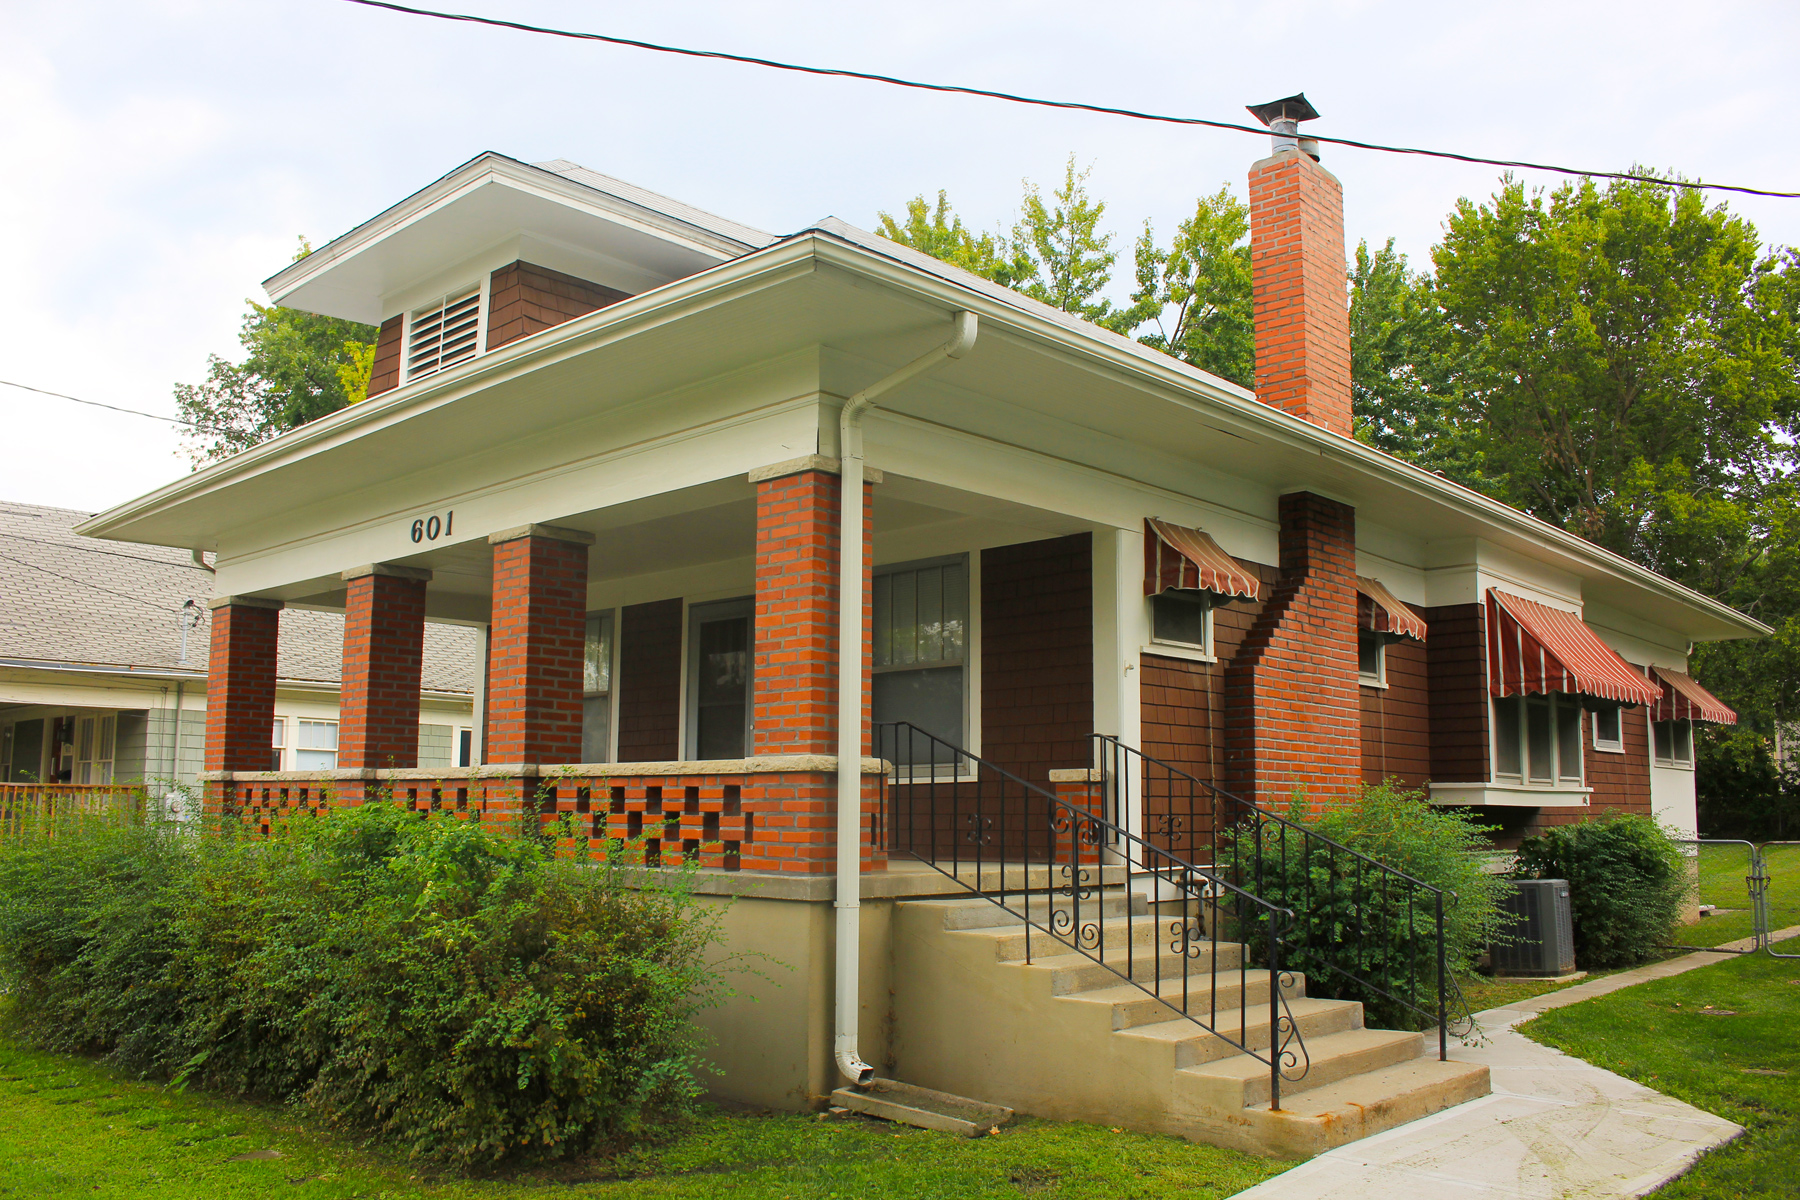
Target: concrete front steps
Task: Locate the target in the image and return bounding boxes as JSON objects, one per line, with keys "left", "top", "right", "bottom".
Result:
{"left": 886, "top": 890, "right": 1489, "bottom": 1157}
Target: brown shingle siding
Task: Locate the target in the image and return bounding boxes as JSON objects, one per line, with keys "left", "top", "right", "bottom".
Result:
{"left": 1361, "top": 636, "right": 1430, "bottom": 787}
{"left": 1423, "top": 602, "right": 1488, "bottom": 783}
{"left": 486, "top": 261, "right": 629, "bottom": 352}
{"left": 617, "top": 598, "right": 683, "bottom": 762}
{"left": 980, "top": 534, "right": 1093, "bottom": 789}
{"left": 367, "top": 314, "right": 403, "bottom": 398}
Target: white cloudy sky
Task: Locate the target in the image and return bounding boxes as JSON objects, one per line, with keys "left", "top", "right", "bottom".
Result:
{"left": 5, "top": 0, "right": 1799, "bottom": 516}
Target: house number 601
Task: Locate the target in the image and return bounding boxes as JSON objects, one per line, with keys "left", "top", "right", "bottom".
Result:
{"left": 410, "top": 511, "right": 453, "bottom": 543}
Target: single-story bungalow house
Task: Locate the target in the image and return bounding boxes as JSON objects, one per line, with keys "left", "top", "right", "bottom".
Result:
{"left": 78, "top": 97, "right": 1760, "bottom": 1154}
{"left": 0, "top": 502, "right": 478, "bottom": 800}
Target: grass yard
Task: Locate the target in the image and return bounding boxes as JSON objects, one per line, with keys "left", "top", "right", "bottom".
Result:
{"left": 1522, "top": 949, "right": 1800, "bottom": 1199}
{"left": 0, "top": 1039, "right": 1287, "bottom": 1200}
{"left": 1684, "top": 842, "right": 1800, "bottom": 948}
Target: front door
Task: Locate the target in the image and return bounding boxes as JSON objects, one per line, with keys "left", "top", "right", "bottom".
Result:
{"left": 687, "top": 599, "right": 753, "bottom": 760}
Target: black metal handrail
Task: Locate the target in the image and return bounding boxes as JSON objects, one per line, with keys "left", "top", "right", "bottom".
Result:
{"left": 1094, "top": 736, "right": 1474, "bottom": 1056}
{"left": 875, "top": 721, "right": 1308, "bottom": 1109}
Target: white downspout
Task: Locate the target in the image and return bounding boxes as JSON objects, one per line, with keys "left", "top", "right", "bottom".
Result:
{"left": 834, "top": 310, "right": 978, "bottom": 1085}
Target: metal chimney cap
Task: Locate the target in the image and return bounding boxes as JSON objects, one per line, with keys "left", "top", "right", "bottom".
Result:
{"left": 1246, "top": 94, "right": 1320, "bottom": 127}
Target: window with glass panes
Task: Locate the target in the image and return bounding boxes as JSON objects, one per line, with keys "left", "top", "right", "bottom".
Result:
{"left": 296, "top": 720, "right": 339, "bottom": 770}
{"left": 582, "top": 612, "right": 614, "bottom": 763}
{"left": 1492, "top": 694, "right": 1583, "bottom": 786}
{"left": 1592, "top": 705, "right": 1624, "bottom": 751}
{"left": 1150, "top": 589, "right": 1210, "bottom": 652}
{"left": 1653, "top": 719, "right": 1692, "bottom": 767}
{"left": 873, "top": 557, "right": 968, "bottom": 755}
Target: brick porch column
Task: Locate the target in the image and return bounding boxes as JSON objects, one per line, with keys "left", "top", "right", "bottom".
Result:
{"left": 337, "top": 564, "right": 431, "bottom": 769}
{"left": 203, "top": 596, "right": 282, "bottom": 813}
{"left": 484, "top": 524, "right": 592, "bottom": 766}
{"left": 750, "top": 460, "right": 876, "bottom": 872}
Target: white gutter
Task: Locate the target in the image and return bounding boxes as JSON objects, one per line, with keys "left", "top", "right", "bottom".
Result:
{"left": 833, "top": 310, "right": 978, "bottom": 1085}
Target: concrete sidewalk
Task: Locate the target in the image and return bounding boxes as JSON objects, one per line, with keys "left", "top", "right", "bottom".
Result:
{"left": 1230, "top": 928, "right": 1798, "bottom": 1200}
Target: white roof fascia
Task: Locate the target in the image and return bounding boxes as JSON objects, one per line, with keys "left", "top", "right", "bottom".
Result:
{"left": 95, "top": 225, "right": 1767, "bottom": 643}
{"left": 263, "top": 153, "right": 764, "bottom": 307}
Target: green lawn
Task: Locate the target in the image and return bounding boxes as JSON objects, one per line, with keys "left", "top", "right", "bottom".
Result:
{"left": 1522, "top": 949, "right": 1800, "bottom": 1199}
{"left": 0, "top": 1040, "right": 1285, "bottom": 1200}
{"left": 1684, "top": 843, "right": 1800, "bottom": 948}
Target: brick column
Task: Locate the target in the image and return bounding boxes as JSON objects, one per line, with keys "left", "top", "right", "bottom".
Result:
{"left": 1248, "top": 149, "right": 1353, "bottom": 436}
{"left": 484, "top": 524, "right": 592, "bottom": 766}
{"left": 1223, "top": 492, "right": 1360, "bottom": 810}
{"left": 337, "top": 564, "right": 431, "bottom": 770}
{"left": 203, "top": 596, "right": 282, "bottom": 814}
{"left": 751, "top": 467, "right": 872, "bottom": 758}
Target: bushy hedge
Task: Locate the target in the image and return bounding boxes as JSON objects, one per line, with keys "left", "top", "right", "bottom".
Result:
{"left": 1514, "top": 813, "right": 1688, "bottom": 969}
{"left": 1223, "top": 782, "right": 1510, "bottom": 1030}
{"left": 0, "top": 803, "right": 722, "bottom": 1168}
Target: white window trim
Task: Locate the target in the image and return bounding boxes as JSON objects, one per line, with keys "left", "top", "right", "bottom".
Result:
{"left": 873, "top": 553, "right": 975, "bottom": 779}
{"left": 271, "top": 714, "right": 288, "bottom": 772}
{"left": 684, "top": 597, "right": 755, "bottom": 761}
{"left": 1591, "top": 706, "right": 1626, "bottom": 755}
{"left": 1490, "top": 693, "right": 1586, "bottom": 790}
{"left": 400, "top": 275, "right": 489, "bottom": 386}
{"left": 1358, "top": 632, "right": 1389, "bottom": 689}
{"left": 1652, "top": 718, "right": 1695, "bottom": 771}
{"left": 1146, "top": 590, "right": 1215, "bottom": 662}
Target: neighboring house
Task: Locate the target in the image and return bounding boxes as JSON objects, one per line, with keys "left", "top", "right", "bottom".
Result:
{"left": 0, "top": 503, "right": 480, "bottom": 790}
{"left": 76, "top": 101, "right": 1762, "bottom": 1153}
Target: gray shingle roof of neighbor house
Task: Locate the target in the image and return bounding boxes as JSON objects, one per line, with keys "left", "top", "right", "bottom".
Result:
{"left": 0, "top": 502, "right": 478, "bottom": 694}
{"left": 533, "top": 159, "right": 779, "bottom": 251}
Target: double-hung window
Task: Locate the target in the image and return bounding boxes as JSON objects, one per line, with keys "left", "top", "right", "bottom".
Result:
{"left": 873, "top": 557, "right": 969, "bottom": 762}
{"left": 1592, "top": 705, "right": 1624, "bottom": 752}
{"left": 270, "top": 716, "right": 286, "bottom": 771}
{"left": 583, "top": 612, "right": 615, "bottom": 763}
{"left": 1493, "top": 694, "right": 1583, "bottom": 787}
{"left": 1653, "top": 719, "right": 1693, "bottom": 768}
{"left": 75, "top": 715, "right": 115, "bottom": 785}
{"left": 296, "top": 720, "right": 339, "bottom": 771}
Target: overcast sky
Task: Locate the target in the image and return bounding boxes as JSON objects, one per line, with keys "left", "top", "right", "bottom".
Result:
{"left": 6, "top": 0, "right": 1799, "bottom": 517}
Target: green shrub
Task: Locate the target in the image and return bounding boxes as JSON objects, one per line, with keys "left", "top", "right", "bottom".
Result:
{"left": 1222, "top": 781, "right": 1510, "bottom": 1030}
{"left": 0, "top": 803, "right": 722, "bottom": 1168}
{"left": 1513, "top": 813, "right": 1688, "bottom": 969}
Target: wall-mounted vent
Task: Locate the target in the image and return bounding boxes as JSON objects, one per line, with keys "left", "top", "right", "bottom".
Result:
{"left": 405, "top": 286, "right": 481, "bottom": 381}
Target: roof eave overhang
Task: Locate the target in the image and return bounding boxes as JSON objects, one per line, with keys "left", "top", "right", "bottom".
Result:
{"left": 86, "top": 227, "right": 1769, "bottom": 645}
{"left": 262, "top": 152, "right": 761, "bottom": 315}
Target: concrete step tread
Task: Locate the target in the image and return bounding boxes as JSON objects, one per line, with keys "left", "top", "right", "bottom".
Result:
{"left": 1252, "top": 1055, "right": 1489, "bottom": 1118}
{"left": 1062, "top": 971, "right": 1298, "bottom": 1009}
{"left": 1181, "top": 1027, "right": 1422, "bottom": 1084}
{"left": 1113, "top": 996, "right": 1355, "bottom": 1045}
{"left": 1021, "top": 946, "right": 1244, "bottom": 972}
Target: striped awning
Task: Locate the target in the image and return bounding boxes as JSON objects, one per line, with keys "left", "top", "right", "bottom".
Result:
{"left": 1145, "top": 519, "right": 1262, "bottom": 600}
{"left": 1357, "top": 576, "right": 1427, "bottom": 641}
{"left": 1649, "top": 667, "right": 1737, "bottom": 725}
{"left": 1486, "top": 589, "right": 1663, "bottom": 707}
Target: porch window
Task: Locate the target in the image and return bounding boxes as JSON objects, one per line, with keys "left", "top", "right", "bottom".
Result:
{"left": 1653, "top": 719, "right": 1693, "bottom": 768}
{"left": 1357, "top": 631, "right": 1386, "bottom": 685}
{"left": 583, "top": 612, "right": 615, "bottom": 762}
{"left": 1493, "top": 695, "right": 1583, "bottom": 786}
{"left": 1150, "top": 589, "right": 1210, "bottom": 652}
{"left": 687, "top": 599, "right": 752, "bottom": 760}
{"left": 271, "top": 716, "right": 287, "bottom": 771}
{"left": 296, "top": 720, "right": 339, "bottom": 771}
{"left": 873, "top": 557, "right": 968, "bottom": 756}
{"left": 75, "top": 715, "right": 115, "bottom": 785}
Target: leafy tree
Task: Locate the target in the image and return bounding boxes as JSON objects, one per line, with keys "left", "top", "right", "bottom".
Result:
{"left": 1123, "top": 186, "right": 1255, "bottom": 388}
{"left": 876, "top": 191, "right": 1035, "bottom": 288}
{"left": 1430, "top": 173, "right": 1800, "bottom": 567}
{"left": 175, "top": 240, "right": 377, "bottom": 464}
{"left": 1012, "top": 156, "right": 1122, "bottom": 328}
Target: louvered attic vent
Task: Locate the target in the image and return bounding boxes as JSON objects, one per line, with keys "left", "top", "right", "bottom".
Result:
{"left": 405, "top": 286, "right": 481, "bottom": 380}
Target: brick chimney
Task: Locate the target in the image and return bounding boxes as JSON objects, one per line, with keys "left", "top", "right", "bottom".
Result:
{"left": 1246, "top": 94, "right": 1352, "bottom": 437}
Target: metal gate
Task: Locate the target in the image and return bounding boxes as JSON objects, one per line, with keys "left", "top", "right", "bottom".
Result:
{"left": 1670, "top": 839, "right": 1799, "bottom": 958}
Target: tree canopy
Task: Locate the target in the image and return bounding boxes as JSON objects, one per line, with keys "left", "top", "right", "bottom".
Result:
{"left": 174, "top": 241, "right": 376, "bottom": 464}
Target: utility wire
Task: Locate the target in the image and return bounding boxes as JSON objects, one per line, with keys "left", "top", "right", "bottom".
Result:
{"left": 0, "top": 532, "right": 212, "bottom": 573}
{"left": 0, "top": 379, "right": 235, "bottom": 439}
{"left": 339, "top": 0, "right": 1800, "bottom": 201}
{"left": 0, "top": 550, "right": 200, "bottom": 616}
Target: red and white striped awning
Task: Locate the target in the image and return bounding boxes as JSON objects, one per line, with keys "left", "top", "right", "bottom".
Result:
{"left": 1649, "top": 667, "right": 1737, "bottom": 725}
{"left": 1357, "top": 576, "right": 1427, "bottom": 641}
{"left": 1486, "top": 589, "right": 1662, "bottom": 707}
{"left": 1145, "top": 518, "right": 1262, "bottom": 600}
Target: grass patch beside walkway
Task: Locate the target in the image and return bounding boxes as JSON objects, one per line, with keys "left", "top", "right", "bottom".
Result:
{"left": 1686, "top": 843, "right": 1800, "bottom": 948}
{"left": 1522, "top": 949, "right": 1800, "bottom": 1199}
{"left": 0, "top": 1038, "right": 1285, "bottom": 1200}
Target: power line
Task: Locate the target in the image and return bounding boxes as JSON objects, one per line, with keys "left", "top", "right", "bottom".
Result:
{"left": 0, "top": 531, "right": 211, "bottom": 573}
{"left": 0, "top": 550, "right": 201, "bottom": 616}
{"left": 339, "top": 0, "right": 1800, "bottom": 201}
{"left": 0, "top": 379, "right": 235, "bottom": 438}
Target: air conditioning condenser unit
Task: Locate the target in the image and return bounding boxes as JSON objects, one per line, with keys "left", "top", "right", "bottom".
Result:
{"left": 1491, "top": 878, "right": 1577, "bottom": 977}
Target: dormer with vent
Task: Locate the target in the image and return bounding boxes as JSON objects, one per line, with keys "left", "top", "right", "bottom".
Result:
{"left": 266, "top": 153, "right": 776, "bottom": 399}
